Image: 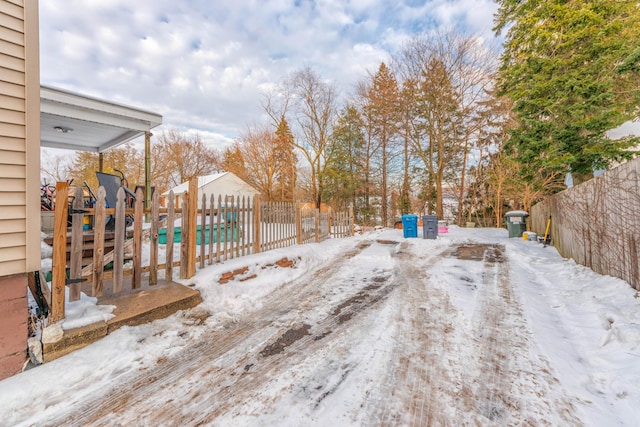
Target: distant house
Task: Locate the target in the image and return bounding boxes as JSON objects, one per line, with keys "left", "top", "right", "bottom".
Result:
{"left": 164, "top": 172, "right": 260, "bottom": 209}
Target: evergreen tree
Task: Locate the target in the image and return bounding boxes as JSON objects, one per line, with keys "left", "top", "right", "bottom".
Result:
{"left": 324, "top": 105, "right": 365, "bottom": 211}
{"left": 366, "top": 62, "right": 401, "bottom": 226}
{"left": 274, "top": 116, "right": 297, "bottom": 202}
{"left": 495, "top": 0, "right": 640, "bottom": 183}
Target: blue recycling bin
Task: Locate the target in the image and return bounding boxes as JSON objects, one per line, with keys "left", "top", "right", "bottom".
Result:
{"left": 401, "top": 214, "right": 418, "bottom": 238}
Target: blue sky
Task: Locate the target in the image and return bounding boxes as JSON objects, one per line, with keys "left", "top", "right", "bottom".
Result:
{"left": 38, "top": 0, "right": 500, "bottom": 148}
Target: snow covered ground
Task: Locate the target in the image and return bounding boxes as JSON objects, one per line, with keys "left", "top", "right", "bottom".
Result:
{"left": 2, "top": 226, "right": 640, "bottom": 426}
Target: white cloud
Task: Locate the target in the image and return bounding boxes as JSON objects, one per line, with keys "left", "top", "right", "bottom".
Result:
{"left": 39, "top": 0, "right": 500, "bottom": 146}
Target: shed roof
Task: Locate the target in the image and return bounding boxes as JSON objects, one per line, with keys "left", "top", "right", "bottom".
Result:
{"left": 40, "top": 85, "right": 163, "bottom": 152}
{"left": 165, "top": 173, "right": 228, "bottom": 196}
{"left": 164, "top": 172, "right": 260, "bottom": 197}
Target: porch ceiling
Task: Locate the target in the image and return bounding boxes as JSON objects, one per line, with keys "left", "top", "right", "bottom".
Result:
{"left": 40, "top": 85, "right": 163, "bottom": 153}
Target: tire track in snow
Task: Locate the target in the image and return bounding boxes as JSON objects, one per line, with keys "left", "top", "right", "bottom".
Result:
{"left": 35, "top": 238, "right": 585, "bottom": 426}
{"left": 369, "top": 242, "right": 584, "bottom": 426}
{"left": 464, "top": 243, "right": 582, "bottom": 425}
{"left": 42, "top": 240, "right": 375, "bottom": 426}
{"left": 369, "top": 240, "right": 461, "bottom": 427}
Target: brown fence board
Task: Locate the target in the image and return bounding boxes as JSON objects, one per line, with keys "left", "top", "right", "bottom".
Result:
{"left": 531, "top": 158, "right": 640, "bottom": 290}
{"left": 49, "top": 184, "right": 353, "bottom": 323}
{"left": 150, "top": 190, "right": 159, "bottom": 286}
{"left": 132, "top": 188, "right": 144, "bottom": 290}
{"left": 69, "top": 185, "right": 84, "bottom": 302}
{"left": 113, "top": 188, "right": 126, "bottom": 294}
{"left": 165, "top": 191, "right": 175, "bottom": 282}
{"left": 92, "top": 187, "right": 106, "bottom": 297}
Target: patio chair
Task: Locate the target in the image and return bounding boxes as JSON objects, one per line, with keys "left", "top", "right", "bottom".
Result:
{"left": 96, "top": 171, "right": 136, "bottom": 229}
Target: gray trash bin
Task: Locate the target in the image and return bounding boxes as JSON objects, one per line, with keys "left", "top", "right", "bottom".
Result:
{"left": 422, "top": 215, "right": 438, "bottom": 239}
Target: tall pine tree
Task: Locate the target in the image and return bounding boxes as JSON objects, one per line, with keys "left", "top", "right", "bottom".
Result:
{"left": 495, "top": 0, "right": 640, "bottom": 184}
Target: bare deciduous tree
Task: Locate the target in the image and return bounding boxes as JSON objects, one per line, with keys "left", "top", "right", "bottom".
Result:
{"left": 67, "top": 142, "right": 143, "bottom": 191}
{"left": 264, "top": 66, "right": 337, "bottom": 209}
{"left": 152, "top": 129, "right": 220, "bottom": 192}
{"left": 231, "top": 125, "right": 280, "bottom": 201}
{"left": 41, "top": 152, "right": 71, "bottom": 185}
{"left": 395, "top": 31, "right": 496, "bottom": 219}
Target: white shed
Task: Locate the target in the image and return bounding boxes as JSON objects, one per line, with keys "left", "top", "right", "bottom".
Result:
{"left": 164, "top": 172, "right": 260, "bottom": 208}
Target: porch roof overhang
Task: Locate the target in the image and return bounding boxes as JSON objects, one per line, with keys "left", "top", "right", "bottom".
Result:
{"left": 40, "top": 85, "right": 163, "bottom": 153}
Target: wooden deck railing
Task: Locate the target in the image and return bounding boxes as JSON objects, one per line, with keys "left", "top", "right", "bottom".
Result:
{"left": 46, "top": 179, "right": 354, "bottom": 323}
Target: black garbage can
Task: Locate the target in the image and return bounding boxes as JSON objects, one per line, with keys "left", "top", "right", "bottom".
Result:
{"left": 505, "top": 211, "right": 528, "bottom": 238}
{"left": 422, "top": 215, "right": 438, "bottom": 239}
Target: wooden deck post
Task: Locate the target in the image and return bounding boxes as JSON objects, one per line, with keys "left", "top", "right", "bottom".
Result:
{"left": 92, "top": 187, "right": 106, "bottom": 297}
{"left": 50, "top": 181, "right": 69, "bottom": 323}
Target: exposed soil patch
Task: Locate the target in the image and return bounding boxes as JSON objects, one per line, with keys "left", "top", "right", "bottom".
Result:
{"left": 451, "top": 243, "right": 488, "bottom": 261}
{"left": 260, "top": 324, "right": 311, "bottom": 357}
{"left": 451, "top": 243, "right": 506, "bottom": 263}
{"left": 376, "top": 239, "right": 399, "bottom": 245}
{"left": 331, "top": 282, "right": 387, "bottom": 324}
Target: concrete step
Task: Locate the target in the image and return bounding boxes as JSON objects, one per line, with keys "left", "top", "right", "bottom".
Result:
{"left": 43, "top": 282, "right": 202, "bottom": 363}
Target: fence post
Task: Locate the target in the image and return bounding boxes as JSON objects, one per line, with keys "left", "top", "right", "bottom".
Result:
{"left": 50, "top": 181, "right": 69, "bottom": 323}
{"left": 186, "top": 178, "right": 198, "bottom": 277}
{"left": 349, "top": 207, "right": 354, "bottom": 237}
{"left": 69, "top": 185, "right": 84, "bottom": 302}
{"left": 166, "top": 191, "right": 175, "bottom": 282}
{"left": 241, "top": 196, "right": 246, "bottom": 256}
{"left": 216, "top": 194, "right": 222, "bottom": 263}
{"left": 253, "top": 195, "right": 261, "bottom": 254}
{"left": 113, "top": 188, "right": 125, "bottom": 294}
{"left": 208, "top": 194, "right": 215, "bottom": 265}
{"left": 92, "top": 187, "right": 106, "bottom": 297}
{"left": 180, "top": 191, "right": 189, "bottom": 279}
{"left": 200, "top": 194, "right": 207, "bottom": 269}
{"left": 132, "top": 188, "right": 144, "bottom": 289}
{"left": 222, "top": 200, "right": 229, "bottom": 260}
{"left": 296, "top": 205, "right": 302, "bottom": 245}
{"left": 150, "top": 189, "right": 159, "bottom": 286}
{"left": 315, "top": 209, "right": 320, "bottom": 243}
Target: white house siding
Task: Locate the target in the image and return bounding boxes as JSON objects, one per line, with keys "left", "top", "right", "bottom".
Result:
{"left": 0, "top": 0, "right": 39, "bottom": 276}
{"left": 166, "top": 172, "right": 260, "bottom": 209}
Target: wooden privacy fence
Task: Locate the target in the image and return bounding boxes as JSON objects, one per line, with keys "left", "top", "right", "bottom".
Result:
{"left": 47, "top": 179, "right": 355, "bottom": 323}
{"left": 530, "top": 157, "right": 640, "bottom": 290}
